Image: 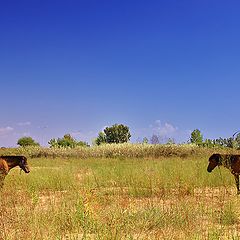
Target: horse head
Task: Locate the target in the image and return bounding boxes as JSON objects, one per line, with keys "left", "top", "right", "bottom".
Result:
{"left": 19, "top": 156, "right": 30, "bottom": 173}
{"left": 207, "top": 154, "right": 221, "bottom": 173}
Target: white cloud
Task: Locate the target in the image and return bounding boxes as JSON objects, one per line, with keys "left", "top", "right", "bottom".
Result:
{"left": 70, "top": 130, "right": 97, "bottom": 144}
{"left": 17, "top": 121, "right": 31, "bottom": 126}
{"left": 0, "top": 126, "right": 14, "bottom": 136}
{"left": 151, "top": 120, "right": 178, "bottom": 137}
{"left": 134, "top": 120, "right": 190, "bottom": 143}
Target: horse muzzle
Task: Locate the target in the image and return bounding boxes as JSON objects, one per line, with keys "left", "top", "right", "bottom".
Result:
{"left": 207, "top": 168, "right": 212, "bottom": 173}
{"left": 22, "top": 166, "right": 30, "bottom": 173}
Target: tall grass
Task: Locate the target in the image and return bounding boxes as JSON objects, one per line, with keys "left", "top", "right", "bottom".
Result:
{"left": 0, "top": 143, "right": 238, "bottom": 159}
{"left": 0, "top": 153, "right": 240, "bottom": 239}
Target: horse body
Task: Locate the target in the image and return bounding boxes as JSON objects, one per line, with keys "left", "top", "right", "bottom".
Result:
{"left": 207, "top": 154, "right": 240, "bottom": 194}
{"left": 0, "top": 155, "right": 30, "bottom": 187}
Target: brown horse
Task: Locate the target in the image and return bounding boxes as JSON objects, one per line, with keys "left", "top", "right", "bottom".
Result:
{"left": 0, "top": 155, "right": 30, "bottom": 187}
{"left": 207, "top": 154, "right": 240, "bottom": 194}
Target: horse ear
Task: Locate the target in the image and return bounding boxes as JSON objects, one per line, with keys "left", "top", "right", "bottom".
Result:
{"left": 20, "top": 156, "right": 25, "bottom": 165}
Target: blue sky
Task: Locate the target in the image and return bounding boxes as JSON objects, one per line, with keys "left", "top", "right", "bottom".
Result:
{"left": 1, "top": 0, "right": 240, "bottom": 146}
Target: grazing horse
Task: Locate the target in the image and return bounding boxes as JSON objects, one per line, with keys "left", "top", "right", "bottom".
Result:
{"left": 207, "top": 154, "right": 240, "bottom": 194}
{"left": 0, "top": 155, "right": 30, "bottom": 187}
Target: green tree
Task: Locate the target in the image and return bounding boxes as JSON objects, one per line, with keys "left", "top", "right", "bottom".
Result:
{"left": 48, "top": 134, "right": 89, "bottom": 148}
{"left": 224, "top": 137, "right": 235, "bottom": 148}
{"left": 234, "top": 133, "right": 240, "bottom": 149}
{"left": 17, "top": 137, "right": 40, "bottom": 147}
{"left": 190, "top": 129, "right": 203, "bottom": 145}
{"left": 202, "top": 139, "right": 214, "bottom": 148}
{"left": 142, "top": 137, "right": 149, "bottom": 144}
{"left": 166, "top": 138, "right": 175, "bottom": 145}
{"left": 100, "top": 124, "right": 131, "bottom": 144}
{"left": 212, "top": 137, "right": 234, "bottom": 148}
{"left": 57, "top": 134, "right": 76, "bottom": 148}
{"left": 48, "top": 138, "right": 58, "bottom": 148}
{"left": 76, "top": 140, "right": 89, "bottom": 147}
{"left": 95, "top": 132, "right": 107, "bottom": 145}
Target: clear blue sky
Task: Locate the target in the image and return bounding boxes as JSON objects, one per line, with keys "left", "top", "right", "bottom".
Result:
{"left": 1, "top": 0, "right": 240, "bottom": 146}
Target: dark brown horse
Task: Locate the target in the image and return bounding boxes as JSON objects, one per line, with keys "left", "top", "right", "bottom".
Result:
{"left": 0, "top": 155, "right": 30, "bottom": 187}
{"left": 207, "top": 154, "right": 240, "bottom": 194}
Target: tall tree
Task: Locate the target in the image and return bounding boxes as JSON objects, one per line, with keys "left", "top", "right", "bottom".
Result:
{"left": 48, "top": 134, "right": 88, "bottom": 148}
{"left": 17, "top": 137, "right": 40, "bottom": 147}
{"left": 234, "top": 133, "right": 240, "bottom": 149}
{"left": 190, "top": 129, "right": 203, "bottom": 145}
{"left": 101, "top": 124, "right": 131, "bottom": 144}
{"left": 94, "top": 132, "right": 107, "bottom": 145}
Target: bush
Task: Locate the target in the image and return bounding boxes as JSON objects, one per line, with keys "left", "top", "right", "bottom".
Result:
{"left": 95, "top": 124, "right": 131, "bottom": 145}
{"left": 94, "top": 132, "right": 107, "bottom": 146}
{"left": 48, "top": 134, "right": 89, "bottom": 148}
{"left": 17, "top": 137, "right": 40, "bottom": 147}
{"left": 190, "top": 129, "right": 203, "bottom": 145}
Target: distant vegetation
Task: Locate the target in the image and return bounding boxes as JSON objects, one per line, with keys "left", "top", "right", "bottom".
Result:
{"left": 1, "top": 143, "right": 238, "bottom": 160}
{"left": 190, "top": 129, "right": 203, "bottom": 145}
{"left": 48, "top": 134, "right": 89, "bottom": 148}
{"left": 13, "top": 123, "right": 240, "bottom": 153}
{"left": 94, "top": 124, "right": 131, "bottom": 145}
{"left": 17, "top": 137, "right": 40, "bottom": 147}
{"left": 190, "top": 129, "right": 240, "bottom": 149}
{"left": 1, "top": 153, "right": 240, "bottom": 238}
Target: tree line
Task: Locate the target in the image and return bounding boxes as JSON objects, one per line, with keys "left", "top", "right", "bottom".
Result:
{"left": 16, "top": 125, "right": 240, "bottom": 150}
{"left": 189, "top": 129, "right": 240, "bottom": 149}
{"left": 17, "top": 124, "right": 131, "bottom": 147}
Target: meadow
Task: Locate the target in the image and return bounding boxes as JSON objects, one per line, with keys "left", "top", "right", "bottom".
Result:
{"left": 1, "top": 144, "right": 240, "bottom": 239}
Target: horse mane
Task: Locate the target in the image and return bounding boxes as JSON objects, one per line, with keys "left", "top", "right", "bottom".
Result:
{"left": 0, "top": 156, "right": 23, "bottom": 163}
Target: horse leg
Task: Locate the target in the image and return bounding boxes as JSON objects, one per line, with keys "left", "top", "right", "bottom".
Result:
{"left": 234, "top": 175, "right": 240, "bottom": 195}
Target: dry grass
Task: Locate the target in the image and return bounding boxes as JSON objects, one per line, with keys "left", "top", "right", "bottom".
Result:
{"left": 1, "top": 149, "right": 240, "bottom": 239}
{"left": 0, "top": 143, "right": 232, "bottom": 159}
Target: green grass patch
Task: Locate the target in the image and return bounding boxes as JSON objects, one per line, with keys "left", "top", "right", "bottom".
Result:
{"left": 0, "top": 155, "right": 240, "bottom": 239}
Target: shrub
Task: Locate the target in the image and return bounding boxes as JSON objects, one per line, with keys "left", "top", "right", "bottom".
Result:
{"left": 17, "top": 137, "right": 40, "bottom": 147}
{"left": 104, "top": 124, "right": 131, "bottom": 144}
{"left": 95, "top": 124, "right": 131, "bottom": 145}
{"left": 190, "top": 129, "right": 203, "bottom": 145}
{"left": 48, "top": 134, "right": 89, "bottom": 148}
{"left": 94, "top": 132, "right": 107, "bottom": 146}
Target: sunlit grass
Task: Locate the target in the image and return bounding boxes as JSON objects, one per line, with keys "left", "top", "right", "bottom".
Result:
{"left": 0, "top": 153, "right": 240, "bottom": 239}
{"left": 0, "top": 143, "right": 226, "bottom": 159}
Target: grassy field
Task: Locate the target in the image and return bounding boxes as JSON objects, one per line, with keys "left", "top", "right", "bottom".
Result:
{"left": 1, "top": 149, "right": 240, "bottom": 240}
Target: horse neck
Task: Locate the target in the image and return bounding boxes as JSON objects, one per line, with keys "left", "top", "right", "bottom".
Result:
{"left": 222, "top": 156, "right": 232, "bottom": 169}
{"left": 5, "top": 158, "right": 20, "bottom": 170}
